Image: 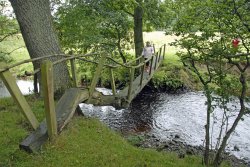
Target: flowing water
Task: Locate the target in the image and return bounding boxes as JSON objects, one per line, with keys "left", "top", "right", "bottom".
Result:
{"left": 80, "top": 89, "right": 250, "bottom": 163}
{"left": 0, "top": 80, "right": 34, "bottom": 98}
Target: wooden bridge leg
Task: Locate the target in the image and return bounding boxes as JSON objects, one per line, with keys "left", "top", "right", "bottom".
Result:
{"left": 0, "top": 66, "right": 39, "bottom": 130}
{"left": 41, "top": 61, "right": 57, "bottom": 140}
{"left": 109, "top": 68, "right": 116, "bottom": 96}
{"left": 87, "top": 53, "right": 106, "bottom": 103}
{"left": 70, "top": 58, "right": 78, "bottom": 87}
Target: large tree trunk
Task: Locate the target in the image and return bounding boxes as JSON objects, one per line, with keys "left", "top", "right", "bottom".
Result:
{"left": 9, "top": 0, "right": 70, "bottom": 93}
{"left": 133, "top": 4, "right": 144, "bottom": 58}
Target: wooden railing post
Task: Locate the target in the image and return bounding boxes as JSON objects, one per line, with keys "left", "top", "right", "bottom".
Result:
{"left": 70, "top": 58, "right": 77, "bottom": 87}
{"left": 0, "top": 63, "right": 39, "bottom": 130}
{"left": 159, "top": 48, "right": 162, "bottom": 62}
{"left": 109, "top": 68, "right": 116, "bottom": 96}
{"left": 149, "top": 56, "right": 154, "bottom": 75}
{"left": 41, "top": 61, "right": 57, "bottom": 140}
{"left": 163, "top": 44, "right": 166, "bottom": 60}
{"left": 154, "top": 53, "right": 159, "bottom": 70}
{"left": 87, "top": 53, "right": 106, "bottom": 103}
{"left": 127, "top": 67, "right": 135, "bottom": 101}
{"left": 140, "top": 64, "right": 145, "bottom": 87}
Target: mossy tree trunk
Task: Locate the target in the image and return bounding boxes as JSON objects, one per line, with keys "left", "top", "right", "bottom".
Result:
{"left": 9, "top": 0, "right": 70, "bottom": 93}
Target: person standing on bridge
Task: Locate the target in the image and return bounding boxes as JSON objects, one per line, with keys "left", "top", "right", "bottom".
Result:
{"left": 142, "top": 41, "right": 154, "bottom": 72}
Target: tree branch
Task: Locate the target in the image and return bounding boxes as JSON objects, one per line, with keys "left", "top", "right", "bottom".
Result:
{"left": 123, "top": 9, "right": 134, "bottom": 17}
{"left": 225, "top": 52, "right": 250, "bottom": 58}
{"left": 0, "top": 31, "right": 19, "bottom": 42}
{"left": 1, "top": 46, "right": 25, "bottom": 55}
{"left": 233, "top": 0, "right": 250, "bottom": 32}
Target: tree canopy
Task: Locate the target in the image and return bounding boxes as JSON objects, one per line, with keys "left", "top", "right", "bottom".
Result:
{"left": 55, "top": 0, "right": 168, "bottom": 60}
{"left": 169, "top": 0, "right": 250, "bottom": 166}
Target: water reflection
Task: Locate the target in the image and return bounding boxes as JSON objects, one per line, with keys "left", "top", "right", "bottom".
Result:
{"left": 80, "top": 89, "right": 250, "bottom": 162}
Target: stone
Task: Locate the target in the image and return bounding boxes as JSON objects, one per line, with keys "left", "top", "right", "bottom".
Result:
{"left": 233, "top": 145, "right": 240, "bottom": 151}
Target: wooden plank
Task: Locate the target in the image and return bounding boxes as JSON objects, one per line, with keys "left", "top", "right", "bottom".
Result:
{"left": 109, "top": 68, "right": 116, "bottom": 96}
{"left": 0, "top": 63, "right": 39, "bottom": 130}
{"left": 70, "top": 58, "right": 78, "bottom": 87}
{"left": 41, "top": 61, "right": 57, "bottom": 140}
{"left": 87, "top": 53, "right": 106, "bottom": 103}
{"left": 127, "top": 67, "right": 135, "bottom": 101}
{"left": 20, "top": 88, "right": 90, "bottom": 153}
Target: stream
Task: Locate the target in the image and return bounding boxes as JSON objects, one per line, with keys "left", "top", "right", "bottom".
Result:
{"left": 80, "top": 88, "right": 250, "bottom": 164}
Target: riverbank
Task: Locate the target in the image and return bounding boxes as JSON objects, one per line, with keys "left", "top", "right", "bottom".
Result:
{"left": 126, "top": 133, "right": 249, "bottom": 167}
{"left": 0, "top": 95, "right": 218, "bottom": 167}
{"left": 135, "top": 89, "right": 249, "bottom": 167}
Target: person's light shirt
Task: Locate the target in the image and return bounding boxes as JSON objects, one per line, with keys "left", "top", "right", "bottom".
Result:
{"left": 142, "top": 46, "right": 154, "bottom": 59}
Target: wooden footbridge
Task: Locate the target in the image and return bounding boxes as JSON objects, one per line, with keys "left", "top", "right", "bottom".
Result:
{"left": 0, "top": 44, "right": 166, "bottom": 153}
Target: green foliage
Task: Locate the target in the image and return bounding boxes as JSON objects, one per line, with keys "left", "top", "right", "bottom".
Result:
{"left": 55, "top": 0, "right": 133, "bottom": 61}
{"left": 125, "top": 135, "right": 144, "bottom": 146}
{"left": 0, "top": 34, "right": 32, "bottom": 74}
{"left": 0, "top": 14, "right": 20, "bottom": 63}
{"left": 152, "top": 54, "right": 201, "bottom": 91}
{"left": 152, "top": 69, "right": 184, "bottom": 90}
{"left": 168, "top": 0, "right": 250, "bottom": 165}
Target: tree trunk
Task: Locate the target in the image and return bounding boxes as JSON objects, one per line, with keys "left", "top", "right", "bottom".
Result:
{"left": 204, "top": 86, "right": 211, "bottom": 166}
{"left": 9, "top": 0, "right": 70, "bottom": 93}
{"left": 133, "top": 4, "right": 144, "bottom": 58}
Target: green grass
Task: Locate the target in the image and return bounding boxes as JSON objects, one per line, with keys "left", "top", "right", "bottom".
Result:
{"left": 0, "top": 96, "right": 228, "bottom": 167}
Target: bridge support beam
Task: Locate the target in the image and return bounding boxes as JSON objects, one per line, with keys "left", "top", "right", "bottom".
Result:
{"left": 0, "top": 63, "right": 39, "bottom": 130}
{"left": 87, "top": 53, "right": 106, "bottom": 103}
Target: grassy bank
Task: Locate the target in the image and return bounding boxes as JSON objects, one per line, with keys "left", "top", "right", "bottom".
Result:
{"left": 0, "top": 96, "right": 223, "bottom": 167}
{"left": 151, "top": 53, "right": 201, "bottom": 91}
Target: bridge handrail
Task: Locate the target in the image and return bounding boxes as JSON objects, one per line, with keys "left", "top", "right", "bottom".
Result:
{"left": 0, "top": 52, "right": 100, "bottom": 73}
{"left": 77, "top": 57, "right": 116, "bottom": 68}
{"left": 0, "top": 44, "right": 166, "bottom": 74}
